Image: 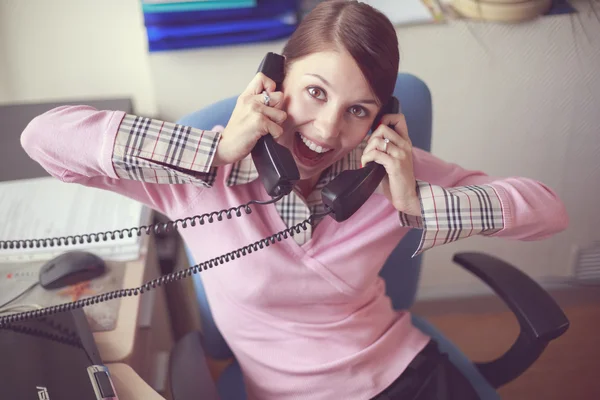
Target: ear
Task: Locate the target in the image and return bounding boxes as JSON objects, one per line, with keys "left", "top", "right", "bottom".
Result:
{"left": 283, "top": 55, "right": 290, "bottom": 74}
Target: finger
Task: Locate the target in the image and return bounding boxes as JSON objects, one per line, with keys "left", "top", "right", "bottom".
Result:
{"left": 260, "top": 103, "right": 287, "bottom": 125}
{"left": 381, "top": 141, "right": 408, "bottom": 161}
{"left": 362, "top": 135, "right": 385, "bottom": 155}
{"left": 261, "top": 117, "right": 284, "bottom": 140}
{"left": 370, "top": 125, "right": 402, "bottom": 147}
{"left": 243, "top": 72, "right": 277, "bottom": 96}
{"left": 364, "top": 135, "right": 403, "bottom": 156}
{"left": 380, "top": 113, "right": 410, "bottom": 144}
{"left": 362, "top": 140, "right": 408, "bottom": 171}
{"left": 361, "top": 147, "right": 397, "bottom": 171}
{"left": 256, "top": 91, "right": 285, "bottom": 110}
{"left": 370, "top": 125, "right": 411, "bottom": 155}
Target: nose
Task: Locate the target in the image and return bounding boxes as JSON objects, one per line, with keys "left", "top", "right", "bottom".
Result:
{"left": 314, "top": 105, "right": 343, "bottom": 140}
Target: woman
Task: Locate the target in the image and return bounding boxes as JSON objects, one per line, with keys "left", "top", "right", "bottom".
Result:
{"left": 20, "top": 1, "right": 567, "bottom": 399}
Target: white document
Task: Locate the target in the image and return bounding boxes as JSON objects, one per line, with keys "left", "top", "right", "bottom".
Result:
{"left": 0, "top": 177, "right": 151, "bottom": 263}
{"left": 360, "top": 0, "right": 437, "bottom": 25}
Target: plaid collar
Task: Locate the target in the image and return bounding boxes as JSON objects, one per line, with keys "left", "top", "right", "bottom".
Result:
{"left": 223, "top": 140, "right": 366, "bottom": 190}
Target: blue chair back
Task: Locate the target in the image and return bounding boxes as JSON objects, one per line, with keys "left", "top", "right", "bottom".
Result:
{"left": 178, "top": 73, "right": 433, "bottom": 359}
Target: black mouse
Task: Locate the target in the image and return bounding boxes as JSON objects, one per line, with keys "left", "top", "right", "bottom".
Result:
{"left": 39, "top": 251, "right": 107, "bottom": 290}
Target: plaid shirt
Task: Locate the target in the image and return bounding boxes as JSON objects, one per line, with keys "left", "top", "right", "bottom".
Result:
{"left": 113, "top": 114, "right": 504, "bottom": 255}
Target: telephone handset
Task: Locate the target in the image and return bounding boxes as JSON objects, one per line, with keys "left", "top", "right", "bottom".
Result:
{"left": 252, "top": 52, "right": 401, "bottom": 222}
{"left": 251, "top": 52, "right": 300, "bottom": 198}
{"left": 321, "top": 97, "right": 400, "bottom": 222}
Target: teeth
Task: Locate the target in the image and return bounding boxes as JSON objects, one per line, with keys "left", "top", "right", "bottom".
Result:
{"left": 299, "top": 134, "right": 331, "bottom": 154}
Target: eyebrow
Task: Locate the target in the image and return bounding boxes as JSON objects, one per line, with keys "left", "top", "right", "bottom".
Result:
{"left": 305, "top": 73, "right": 378, "bottom": 105}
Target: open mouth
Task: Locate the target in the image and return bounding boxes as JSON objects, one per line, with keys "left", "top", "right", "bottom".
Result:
{"left": 293, "top": 132, "right": 333, "bottom": 166}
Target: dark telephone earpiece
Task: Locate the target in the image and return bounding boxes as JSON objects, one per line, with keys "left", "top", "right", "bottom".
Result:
{"left": 251, "top": 53, "right": 300, "bottom": 198}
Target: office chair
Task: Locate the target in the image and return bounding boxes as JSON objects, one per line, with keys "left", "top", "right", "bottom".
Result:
{"left": 168, "top": 73, "right": 570, "bottom": 400}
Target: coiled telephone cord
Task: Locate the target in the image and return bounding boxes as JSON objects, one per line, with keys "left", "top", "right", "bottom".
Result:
{"left": 0, "top": 208, "right": 330, "bottom": 327}
{"left": 0, "top": 196, "right": 287, "bottom": 250}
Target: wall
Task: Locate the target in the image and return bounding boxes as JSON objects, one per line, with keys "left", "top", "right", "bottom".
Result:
{"left": 0, "top": 0, "right": 157, "bottom": 116}
{"left": 398, "top": 9, "right": 600, "bottom": 298}
{"left": 1, "top": 0, "right": 599, "bottom": 298}
{"left": 149, "top": 41, "right": 288, "bottom": 120}
{"left": 0, "top": 18, "right": 11, "bottom": 102}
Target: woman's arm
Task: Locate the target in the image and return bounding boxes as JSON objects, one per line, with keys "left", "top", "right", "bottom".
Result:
{"left": 400, "top": 148, "right": 568, "bottom": 255}
{"left": 20, "top": 105, "right": 222, "bottom": 215}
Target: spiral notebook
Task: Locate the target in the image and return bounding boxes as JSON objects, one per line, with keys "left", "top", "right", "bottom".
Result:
{"left": 0, "top": 177, "right": 152, "bottom": 264}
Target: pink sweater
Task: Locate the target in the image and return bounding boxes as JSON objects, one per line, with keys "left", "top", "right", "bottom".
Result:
{"left": 20, "top": 106, "right": 568, "bottom": 399}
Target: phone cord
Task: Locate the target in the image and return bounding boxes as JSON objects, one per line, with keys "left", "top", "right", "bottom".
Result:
{"left": 0, "top": 207, "right": 332, "bottom": 327}
{"left": 0, "top": 196, "right": 284, "bottom": 250}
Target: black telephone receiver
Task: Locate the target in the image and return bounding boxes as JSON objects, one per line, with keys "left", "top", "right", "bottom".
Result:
{"left": 253, "top": 52, "right": 400, "bottom": 222}
{"left": 251, "top": 53, "right": 300, "bottom": 198}
{"left": 321, "top": 96, "right": 399, "bottom": 222}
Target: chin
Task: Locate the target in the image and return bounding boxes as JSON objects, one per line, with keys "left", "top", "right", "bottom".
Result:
{"left": 289, "top": 131, "right": 339, "bottom": 178}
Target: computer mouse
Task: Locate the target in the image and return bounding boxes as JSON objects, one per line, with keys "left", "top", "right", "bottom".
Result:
{"left": 39, "top": 251, "right": 107, "bottom": 290}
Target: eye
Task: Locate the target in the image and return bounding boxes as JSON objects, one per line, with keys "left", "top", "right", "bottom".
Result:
{"left": 307, "top": 86, "right": 326, "bottom": 100}
{"left": 349, "top": 105, "right": 367, "bottom": 118}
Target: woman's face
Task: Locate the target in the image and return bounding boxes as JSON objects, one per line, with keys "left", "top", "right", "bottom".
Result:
{"left": 278, "top": 50, "right": 381, "bottom": 181}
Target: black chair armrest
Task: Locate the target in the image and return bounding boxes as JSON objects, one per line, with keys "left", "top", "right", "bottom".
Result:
{"left": 169, "top": 330, "right": 220, "bottom": 400}
{"left": 452, "top": 252, "right": 570, "bottom": 388}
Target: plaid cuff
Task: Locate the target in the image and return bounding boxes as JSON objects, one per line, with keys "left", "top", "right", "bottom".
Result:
{"left": 400, "top": 180, "right": 505, "bottom": 256}
{"left": 112, "top": 114, "right": 220, "bottom": 187}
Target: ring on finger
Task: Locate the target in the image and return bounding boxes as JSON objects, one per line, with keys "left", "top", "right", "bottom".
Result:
{"left": 262, "top": 90, "right": 270, "bottom": 106}
{"left": 382, "top": 137, "right": 390, "bottom": 154}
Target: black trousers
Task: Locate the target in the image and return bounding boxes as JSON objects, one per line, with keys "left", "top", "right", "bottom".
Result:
{"left": 370, "top": 340, "right": 482, "bottom": 400}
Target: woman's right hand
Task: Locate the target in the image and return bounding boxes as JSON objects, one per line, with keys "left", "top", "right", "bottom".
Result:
{"left": 213, "top": 72, "right": 287, "bottom": 166}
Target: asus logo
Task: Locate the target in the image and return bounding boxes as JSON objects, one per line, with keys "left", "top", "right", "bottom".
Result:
{"left": 36, "top": 386, "right": 50, "bottom": 400}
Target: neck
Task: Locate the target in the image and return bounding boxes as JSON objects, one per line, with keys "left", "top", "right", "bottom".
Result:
{"left": 296, "top": 174, "right": 320, "bottom": 198}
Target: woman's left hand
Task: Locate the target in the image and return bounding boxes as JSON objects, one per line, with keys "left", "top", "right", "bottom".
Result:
{"left": 360, "top": 113, "right": 421, "bottom": 217}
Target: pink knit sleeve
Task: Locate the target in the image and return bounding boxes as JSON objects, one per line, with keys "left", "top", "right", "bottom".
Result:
{"left": 20, "top": 105, "right": 221, "bottom": 216}
{"left": 400, "top": 148, "right": 568, "bottom": 255}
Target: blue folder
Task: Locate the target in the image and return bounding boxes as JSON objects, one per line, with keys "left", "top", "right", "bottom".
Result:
{"left": 146, "top": 13, "right": 296, "bottom": 41}
{"left": 143, "top": 0, "right": 299, "bottom": 52}
{"left": 141, "top": 0, "right": 256, "bottom": 13}
{"left": 148, "top": 24, "right": 297, "bottom": 52}
{"left": 547, "top": 0, "right": 575, "bottom": 15}
{"left": 143, "top": 0, "right": 296, "bottom": 26}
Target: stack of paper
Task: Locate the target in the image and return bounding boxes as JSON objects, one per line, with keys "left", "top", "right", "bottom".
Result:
{"left": 141, "top": 0, "right": 298, "bottom": 52}
{"left": 0, "top": 177, "right": 152, "bottom": 264}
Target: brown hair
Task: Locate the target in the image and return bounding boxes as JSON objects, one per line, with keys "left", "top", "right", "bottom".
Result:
{"left": 282, "top": 0, "right": 400, "bottom": 107}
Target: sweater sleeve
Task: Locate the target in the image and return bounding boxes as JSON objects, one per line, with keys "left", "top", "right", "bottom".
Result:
{"left": 20, "top": 105, "right": 222, "bottom": 215}
{"left": 399, "top": 148, "right": 568, "bottom": 256}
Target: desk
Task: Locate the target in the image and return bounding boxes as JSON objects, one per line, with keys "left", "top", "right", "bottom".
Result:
{"left": 0, "top": 99, "right": 175, "bottom": 399}
{"left": 107, "top": 363, "right": 166, "bottom": 400}
{"left": 94, "top": 233, "right": 175, "bottom": 399}
{"left": 0, "top": 230, "right": 175, "bottom": 398}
